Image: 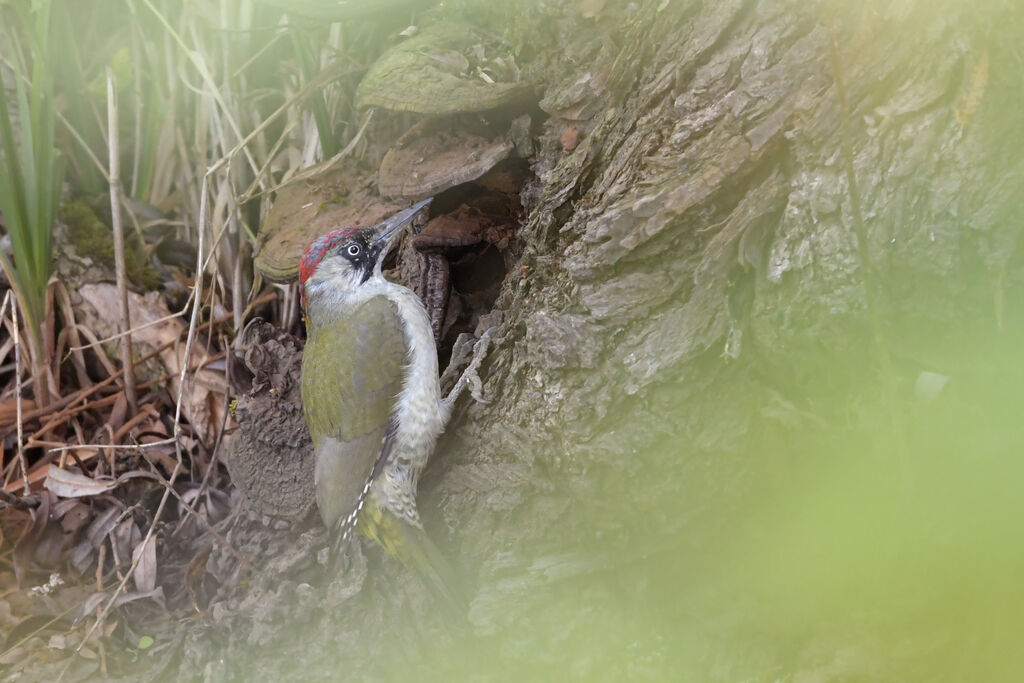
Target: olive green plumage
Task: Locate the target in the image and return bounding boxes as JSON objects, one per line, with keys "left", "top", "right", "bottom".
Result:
{"left": 358, "top": 497, "right": 464, "bottom": 609}
{"left": 301, "top": 296, "right": 405, "bottom": 532}
{"left": 298, "top": 201, "right": 465, "bottom": 608}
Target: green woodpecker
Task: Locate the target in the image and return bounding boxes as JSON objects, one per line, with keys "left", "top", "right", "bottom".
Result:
{"left": 298, "top": 198, "right": 459, "bottom": 601}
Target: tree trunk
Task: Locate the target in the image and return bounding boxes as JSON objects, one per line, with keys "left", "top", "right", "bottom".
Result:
{"left": 188, "top": 2, "right": 1024, "bottom": 679}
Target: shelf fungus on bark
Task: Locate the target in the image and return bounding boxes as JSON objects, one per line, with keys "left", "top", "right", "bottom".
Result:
{"left": 360, "top": 20, "right": 535, "bottom": 203}
{"left": 253, "top": 160, "right": 413, "bottom": 283}
{"left": 377, "top": 118, "right": 515, "bottom": 201}
{"left": 353, "top": 21, "right": 534, "bottom": 350}
{"left": 354, "top": 21, "right": 533, "bottom": 116}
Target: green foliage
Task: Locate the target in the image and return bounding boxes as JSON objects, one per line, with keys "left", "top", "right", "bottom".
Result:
{"left": 0, "top": 0, "right": 64, "bottom": 361}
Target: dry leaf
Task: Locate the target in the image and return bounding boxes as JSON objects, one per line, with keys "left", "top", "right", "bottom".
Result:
{"left": 54, "top": 499, "right": 91, "bottom": 533}
{"left": 79, "top": 591, "right": 108, "bottom": 619}
{"left": 70, "top": 538, "right": 97, "bottom": 574}
{"left": 4, "top": 459, "right": 63, "bottom": 494}
{"left": 46, "top": 464, "right": 164, "bottom": 500}
{"left": 33, "top": 521, "right": 73, "bottom": 567}
{"left": 85, "top": 506, "right": 121, "bottom": 549}
{"left": 132, "top": 536, "right": 157, "bottom": 594}
{"left": 111, "top": 519, "right": 140, "bottom": 572}
{"left": 13, "top": 492, "right": 54, "bottom": 584}
{"left": 112, "top": 585, "right": 165, "bottom": 609}
{"left": 78, "top": 283, "right": 227, "bottom": 445}
{"left": 43, "top": 466, "right": 116, "bottom": 498}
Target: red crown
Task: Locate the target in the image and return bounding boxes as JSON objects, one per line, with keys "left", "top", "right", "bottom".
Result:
{"left": 298, "top": 227, "right": 359, "bottom": 313}
{"left": 298, "top": 227, "right": 358, "bottom": 286}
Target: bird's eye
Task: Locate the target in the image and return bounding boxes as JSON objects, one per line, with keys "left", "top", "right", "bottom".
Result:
{"left": 346, "top": 244, "right": 361, "bottom": 257}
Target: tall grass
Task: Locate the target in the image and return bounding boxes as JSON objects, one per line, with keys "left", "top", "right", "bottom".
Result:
{"left": 0, "top": 0, "right": 410, "bottom": 404}
{"left": 0, "top": 1, "right": 63, "bottom": 403}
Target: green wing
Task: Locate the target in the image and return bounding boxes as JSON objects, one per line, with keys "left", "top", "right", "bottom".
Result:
{"left": 301, "top": 296, "right": 407, "bottom": 530}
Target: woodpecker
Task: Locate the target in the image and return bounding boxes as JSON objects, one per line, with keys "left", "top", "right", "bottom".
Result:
{"left": 298, "top": 198, "right": 462, "bottom": 602}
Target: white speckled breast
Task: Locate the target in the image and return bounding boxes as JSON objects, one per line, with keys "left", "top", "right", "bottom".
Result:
{"left": 369, "top": 281, "right": 444, "bottom": 526}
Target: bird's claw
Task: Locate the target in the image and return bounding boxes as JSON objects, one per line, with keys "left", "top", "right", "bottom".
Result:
{"left": 439, "top": 333, "right": 476, "bottom": 391}
{"left": 442, "top": 326, "right": 498, "bottom": 409}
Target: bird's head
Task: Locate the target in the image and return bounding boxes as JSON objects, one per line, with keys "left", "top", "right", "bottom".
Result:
{"left": 299, "top": 198, "right": 431, "bottom": 312}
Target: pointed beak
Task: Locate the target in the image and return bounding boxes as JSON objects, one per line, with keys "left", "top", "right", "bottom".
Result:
{"left": 371, "top": 197, "right": 432, "bottom": 251}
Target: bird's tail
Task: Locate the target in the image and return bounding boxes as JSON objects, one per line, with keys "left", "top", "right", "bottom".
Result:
{"left": 357, "top": 502, "right": 466, "bottom": 613}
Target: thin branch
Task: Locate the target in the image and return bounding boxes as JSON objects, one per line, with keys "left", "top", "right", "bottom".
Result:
{"left": 44, "top": 437, "right": 176, "bottom": 454}
{"left": 107, "top": 68, "right": 138, "bottom": 417}
{"left": 53, "top": 282, "right": 92, "bottom": 388}
{"left": 66, "top": 302, "right": 193, "bottom": 354}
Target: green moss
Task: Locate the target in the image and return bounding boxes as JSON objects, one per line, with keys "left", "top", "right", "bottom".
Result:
{"left": 58, "top": 200, "right": 161, "bottom": 290}
{"left": 60, "top": 200, "right": 112, "bottom": 261}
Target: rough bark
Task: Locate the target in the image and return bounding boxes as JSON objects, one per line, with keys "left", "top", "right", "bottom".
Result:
{"left": 444, "top": 0, "right": 1021, "bottom": 591}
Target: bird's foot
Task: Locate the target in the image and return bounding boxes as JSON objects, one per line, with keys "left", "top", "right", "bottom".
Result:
{"left": 441, "top": 326, "right": 498, "bottom": 410}
{"left": 322, "top": 537, "right": 368, "bottom": 607}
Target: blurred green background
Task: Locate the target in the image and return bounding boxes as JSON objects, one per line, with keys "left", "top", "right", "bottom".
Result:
{"left": 1, "top": 0, "right": 1021, "bottom": 680}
